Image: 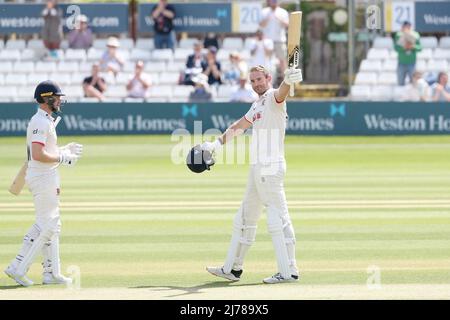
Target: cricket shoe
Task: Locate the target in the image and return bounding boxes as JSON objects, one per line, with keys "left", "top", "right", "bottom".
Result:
{"left": 263, "top": 272, "right": 299, "bottom": 284}
{"left": 206, "top": 266, "right": 242, "bottom": 281}
{"left": 4, "top": 265, "right": 34, "bottom": 287}
{"left": 43, "top": 272, "right": 73, "bottom": 285}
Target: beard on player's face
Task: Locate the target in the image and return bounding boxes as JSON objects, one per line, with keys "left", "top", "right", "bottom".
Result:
{"left": 250, "top": 72, "right": 270, "bottom": 95}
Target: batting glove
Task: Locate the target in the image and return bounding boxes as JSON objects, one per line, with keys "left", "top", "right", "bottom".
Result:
{"left": 59, "top": 150, "right": 79, "bottom": 167}
{"left": 60, "top": 142, "right": 83, "bottom": 157}
{"left": 201, "top": 139, "right": 222, "bottom": 153}
{"left": 283, "top": 68, "right": 303, "bottom": 86}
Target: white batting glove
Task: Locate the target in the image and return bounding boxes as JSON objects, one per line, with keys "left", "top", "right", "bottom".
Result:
{"left": 201, "top": 139, "right": 222, "bottom": 153}
{"left": 60, "top": 142, "right": 83, "bottom": 157}
{"left": 283, "top": 68, "right": 303, "bottom": 86}
{"left": 58, "top": 150, "right": 79, "bottom": 167}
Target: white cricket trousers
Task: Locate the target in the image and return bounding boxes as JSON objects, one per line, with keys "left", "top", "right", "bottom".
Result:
{"left": 224, "top": 161, "right": 298, "bottom": 276}
{"left": 26, "top": 171, "right": 61, "bottom": 231}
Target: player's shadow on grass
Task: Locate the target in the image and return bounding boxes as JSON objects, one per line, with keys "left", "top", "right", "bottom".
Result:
{"left": 131, "top": 281, "right": 263, "bottom": 298}
{"left": 0, "top": 285, "right": 23, "bottom": 290}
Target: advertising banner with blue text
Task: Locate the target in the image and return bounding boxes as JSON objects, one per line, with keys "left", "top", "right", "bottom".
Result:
{"left": 138, "top": 3, "right": 232, "bottom": 33}
{"left": 1, "top": 102, "right": 450, "bottom": 137}
{"left": 0, "top": 3, "right": 128, "bottom": 34}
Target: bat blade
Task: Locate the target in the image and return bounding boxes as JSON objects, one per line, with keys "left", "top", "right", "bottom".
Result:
{"left": 287, "top": 11, "right": 302, "bottom": 96}
{"left": 8, "top": 161, "right": 28, "bottom": 196}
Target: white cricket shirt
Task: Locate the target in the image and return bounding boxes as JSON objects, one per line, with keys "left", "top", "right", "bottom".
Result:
{"left": 244, "top": 88, "right": 287, "bottom": 165}
{"left": 26, "top": 108, "right": 59, "bottom": 176}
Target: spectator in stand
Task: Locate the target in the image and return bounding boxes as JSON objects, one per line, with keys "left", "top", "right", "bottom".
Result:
{"left": 249, "top": 29, "right": 274, "bottom": 73}
{"left": 402, "top": 71, "right": 430, "bottom": 102}
{"left": 189, "top": 73, "right": 213, "bottom": 102}
{"left": 230, "top": 74, "right": 258, "bottom": 103}
{"left": 151, "top": 0, "right": 176, "bottom": 50}
{"left": 223, "top": 51, "right": 248, "bottom": 85}
{"left": 41, "top": 0, "right": 63, "bottom": 58}
{"left": 259, "top": 0, "right": 289, "bottom": 80}
{"left": 204, "top": 32, "right": 219, "bottom": 50}
{"left": 184, "top": 40, "right": 206, "bottom": 85}
{"left": 83, "top": 63, "right": 107, "bottom": 102}
{"left": 126, "top": 61, "right": 152, "bottom": 99}
{"left": 431, "top": 72, "right": 450, "bottom": 102}
{"left": 394, "top": 21, "right": 422, "bottom": 86}
{"left": 202, "top": 46, "right": 222, "bottom": 86}
{"left": 67, "top": 14, "right": 93, "bottom": 50}
{"left": 99, "top": 37, "right": 125, "bottom": 76}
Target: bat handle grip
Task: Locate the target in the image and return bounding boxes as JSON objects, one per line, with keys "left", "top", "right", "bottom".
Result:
{"left": 289, "top": 66, "right": 295, "bottom": 97}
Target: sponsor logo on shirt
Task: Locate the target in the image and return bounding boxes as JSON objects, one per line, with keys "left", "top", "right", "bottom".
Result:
{"left": 32, "top": 129, "right": 45, "bottom": 135}
{"left": 252, "top": 112, "right": 262, "bottom": 123}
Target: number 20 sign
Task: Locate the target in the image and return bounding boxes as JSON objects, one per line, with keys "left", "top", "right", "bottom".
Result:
{"left": 232, "top": 2, "right": 262, "bottom": 33}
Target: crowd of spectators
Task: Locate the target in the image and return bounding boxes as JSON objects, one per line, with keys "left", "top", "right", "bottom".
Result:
{"left": 27, "top": 0, "right": 288, "bottom": 102}
{"left": 4, "top": 0, "right": 447, "bottom": 102}
{"left": 391, "top": 21, "right": 449, "bottom": 102}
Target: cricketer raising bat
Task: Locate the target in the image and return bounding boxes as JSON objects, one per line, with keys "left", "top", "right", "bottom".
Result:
{"left": 287, "top": 11, "right": 302, "bottom": 97}
{"left": 8, "top": 116, "right": 62, "bottom": 196}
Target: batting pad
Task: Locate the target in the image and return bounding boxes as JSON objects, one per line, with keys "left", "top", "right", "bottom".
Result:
{"left": 223, "top": 208, "right": 258, "bottom": 273}
{"left": 267, "top": 209, "right": 292, "bottom": 279}
{"left": 15, "top": 217, "right": 60, "bottom": 277}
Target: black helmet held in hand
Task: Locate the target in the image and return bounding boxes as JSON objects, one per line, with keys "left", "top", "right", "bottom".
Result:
{"left": 186, "top": 145, "right": 215, "bottom": 173}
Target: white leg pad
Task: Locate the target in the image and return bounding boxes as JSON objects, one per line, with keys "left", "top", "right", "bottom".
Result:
{"left": 15, "top": 217, "right": 60, "bottom": 277}
{"left": 10, "top": 224, "right": 41, "bottom": 270}
{"left": 267, "top": 209, "right": 292, "bottom": 279}
{"left": 223, "top": 208, "right": 258, "bottom": 273}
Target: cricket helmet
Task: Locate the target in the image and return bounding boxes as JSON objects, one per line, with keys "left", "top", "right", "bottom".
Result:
{"left": 186, "top": 145, "right": 215, "bottom": 173}
{"left": 34, "top": 80, "right": 65, "bottom": 104}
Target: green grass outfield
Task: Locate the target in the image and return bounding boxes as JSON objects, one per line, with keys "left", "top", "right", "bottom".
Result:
{"left": 0, "top": 135, "right": 450, "bottom": 299}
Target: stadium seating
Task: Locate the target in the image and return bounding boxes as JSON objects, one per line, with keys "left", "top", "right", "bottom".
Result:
{"left": 359, "top": 59, "right": 382, "bottom": 72}
{"left": 6, "top": 39, "right": 26, "bottom": 50}
{"left": 376, "top": 72, "right": 397, "bottom": 85}
{"left": 352, "top": 35, "right": 450, "bottom": 101}
{"left": 373, "top": 37, "right": 394, "bottom": 49}
{"left": 350, "top": 85, "right": 371, "bottom": 100}
{"left": 130, "top": 48, "right": 152, "bottom": 61}
{"left": 171, "top": 85, "right": 192, "bottom": 99}
{"left": 439, "top": 37, "right": 450, "bottom": 48}
{"left": 27, "top": 39, "right": 45, "bottom": 50}
{"left": 420, "top": 36, "right": 438, "bottom": 49}
{"left": 354, "top": 72, "right": 377, "bottom": 85}
{"left": 0, "top": 49, "right": 21, "bottom": 61}
{"left": 87, "top": 48, "right": 103, "bottom": 61}
{"left": 370, "top": 85, "right": 393, "bottom": 101}
{"left": 222, "top": 37, "right": 244, "bottom": 51}
{"left": 14, "top": 61, "right": 34, "bottom": 73}
{"left": 65, "top": 49, "right": 87, "bottom": 61}
{"left": 135, "top": 38, "right": 154, "bottom": 50}
{"left": 178, "top": 38, "right": 199, "bottom": 49}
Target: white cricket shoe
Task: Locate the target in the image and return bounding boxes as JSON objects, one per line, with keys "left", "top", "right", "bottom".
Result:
{"left": 43, "top": 272, "right": 73, "bottom": 285}
{"left": 263, "top": 272, "right": 299, "bottom": 284}
{"left": 206, "top": 266, "right": 242, "bottom": 282}
{"left": 4, "top": 265, "right": 34, "bottom": 287}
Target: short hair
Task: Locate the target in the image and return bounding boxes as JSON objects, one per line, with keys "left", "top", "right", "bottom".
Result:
{"left": 249, "top": 65, "right": 270, "bottom": 77}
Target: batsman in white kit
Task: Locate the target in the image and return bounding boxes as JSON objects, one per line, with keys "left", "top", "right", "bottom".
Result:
{"left": 203, "top": 65, "right": 303, "bottom": 283}
{"left": 4, "top": 80, "right": 83, "bottom": 287}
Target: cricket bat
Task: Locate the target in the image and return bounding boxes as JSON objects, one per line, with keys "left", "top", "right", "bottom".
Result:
{"left": 287, "top": 11, "right": 302, "bottom": 97}
{"left": 9, "top": 161, "right": 27, "bottom": 196}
